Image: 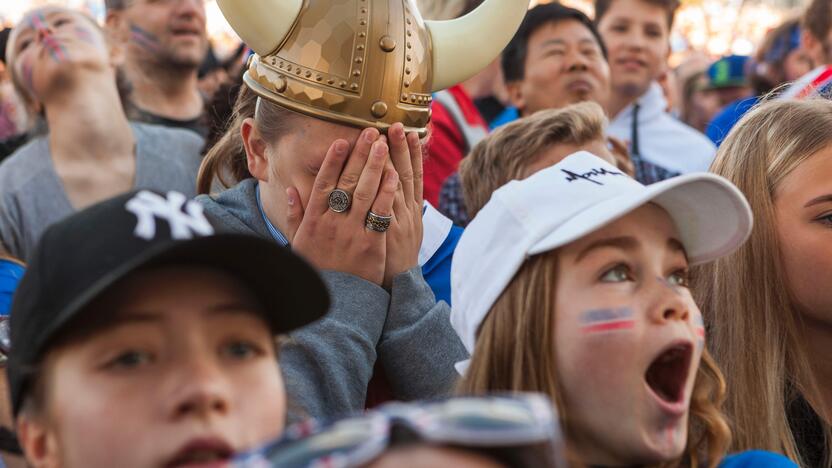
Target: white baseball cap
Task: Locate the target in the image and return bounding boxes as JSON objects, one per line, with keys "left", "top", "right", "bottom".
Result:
{"left": 450, "top": 151, "right": 753, "bottom": 368}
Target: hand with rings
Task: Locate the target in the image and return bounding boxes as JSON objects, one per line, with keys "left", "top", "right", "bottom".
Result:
{"left": 286, "top": 128, "right": 398, "bottom": 286}
{"left": 380, "top": 123, "right": 424, "bottom": 289}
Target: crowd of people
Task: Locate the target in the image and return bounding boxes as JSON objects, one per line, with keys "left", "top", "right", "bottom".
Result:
{"left": 0, "top": 0, "right": 830, "bottom": 466}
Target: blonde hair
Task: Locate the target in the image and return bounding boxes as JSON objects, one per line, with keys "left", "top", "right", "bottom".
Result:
{"left": 459, "top": 102, "right": 607, "bottom": 218}
{"left": 459, "top": 249, "right": 732, "bottom": 467}
{"left": 692, "top": 98, "right": 832, "bottom": 466}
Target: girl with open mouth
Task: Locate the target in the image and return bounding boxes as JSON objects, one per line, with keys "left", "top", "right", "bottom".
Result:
{"left": 450, "top": 151, "right": 794, "bottom": 467}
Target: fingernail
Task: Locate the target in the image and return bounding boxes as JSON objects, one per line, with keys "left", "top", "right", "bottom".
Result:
{"left": 376, "top": 143, "right": 388, "bottom": 156}
{"left": 334, "top": 140, "right": 348, "bottom": 154}
{"left": 365, "top": 129, "right": 378, "bottom": 143}
{"left": 286, "top": 190, "right": 295, "bottom": 206}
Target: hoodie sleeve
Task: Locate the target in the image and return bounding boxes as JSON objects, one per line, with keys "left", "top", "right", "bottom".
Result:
{"left": 279, "top": 271, "right": 389, "bottom": 423}
{"left": 377, "top": 267, "right": 468, "bottom": 400}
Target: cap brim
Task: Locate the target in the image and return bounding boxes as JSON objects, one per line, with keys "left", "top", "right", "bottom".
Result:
{"left": 53, "top": 234, "right": 329, "bottom": 338}
{"left": 529, "top": 173, "right": 753, "bottom": 265}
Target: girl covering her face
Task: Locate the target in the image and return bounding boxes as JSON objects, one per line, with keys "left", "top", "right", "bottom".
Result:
{"left": 694, "top": 98, "right": 832, "bottom": 467}
{"left": 451, "top": 151, "right": 755, "bottom": 467}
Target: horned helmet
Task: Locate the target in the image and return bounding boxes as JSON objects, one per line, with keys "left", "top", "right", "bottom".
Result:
{"left": 219, "top": 0, "right": 530, "bottom": 135}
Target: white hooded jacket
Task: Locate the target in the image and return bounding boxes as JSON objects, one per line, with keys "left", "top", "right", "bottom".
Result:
{"left": 608, "top": 82, "right": 716, "bottom": 176}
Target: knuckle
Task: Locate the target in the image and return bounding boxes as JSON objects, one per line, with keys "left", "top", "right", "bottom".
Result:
{"left": 339, "top": 173, "right": 360, "bottom": 187}
{"left": 353, "top": 190, "right": 373, "bottom": 202}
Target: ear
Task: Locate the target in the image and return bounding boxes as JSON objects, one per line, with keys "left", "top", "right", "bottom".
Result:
{"left": 104, "top": 9, "right": 129, "bottom": 45}
{"left": 17, "top": 415, "right": 59, "bottom": 468}
{"left": 107, "top": 36, "right": 126, "bottom": 68}
{"left": 242, "top": 118, "right": 271, "bottom": 183}
{"left": 506, "top": 81, "right": 526, "bottom": 115}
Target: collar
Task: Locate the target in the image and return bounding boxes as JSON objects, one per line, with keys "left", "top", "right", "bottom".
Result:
{"left": 614, "top": 82, "right": 666, "bottom": 126}
{"left": 256, "top": 183, "right": 290, "bottom": 247}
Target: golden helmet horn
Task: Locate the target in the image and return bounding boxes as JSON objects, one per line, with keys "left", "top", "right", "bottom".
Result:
{"left": 427, "top": 0, "right": 530, "bottom": 92}
{"left": 217, "top": 0, "right": 303, "bottom": 56}
{"left": 218, "top": 0, "right": 529, "bottom": 136}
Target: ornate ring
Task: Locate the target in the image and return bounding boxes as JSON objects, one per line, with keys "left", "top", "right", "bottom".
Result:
{"left": 365, "top": 211, "right": 393, "bottom": 233}
{"left": 328, "top": 189, "right": 352, "bottom": 213}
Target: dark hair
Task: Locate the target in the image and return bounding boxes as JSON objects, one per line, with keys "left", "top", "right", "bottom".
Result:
{"left": 501, "top": 4, "right": 607, "bottom": 83}
{"left": 104, "top": 0, "right": 128, "bottom": 11}
{"left": 595, "top": 0, "right": 680, "bottom": 29}
{"left": 751, "top": 19, "right": 802, "bottom": 95}
{"left": 803, "top": 0, "right": 832, "bottom": 52}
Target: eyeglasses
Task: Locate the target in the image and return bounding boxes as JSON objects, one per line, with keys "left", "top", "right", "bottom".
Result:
{"left": 234, "top": 393, "right": 566, "bottom": 468}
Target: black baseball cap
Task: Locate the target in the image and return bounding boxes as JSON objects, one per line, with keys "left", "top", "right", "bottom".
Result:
{"left": 8, "top": 190, "right": 330, "bottom": 415}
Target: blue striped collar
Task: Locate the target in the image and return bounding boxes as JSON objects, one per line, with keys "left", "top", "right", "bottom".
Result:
{"left": 255, "top": 183, "right": 290, "bottom": 247}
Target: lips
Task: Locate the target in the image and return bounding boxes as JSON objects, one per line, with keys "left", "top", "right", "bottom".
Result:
{"left": 644, "top": 341, "right": 693, "bottom": 411}
{"left": 165, "top": 437, "right": 234, "bottom": 468}
{"left": 617, "top": 58, "right": 646, "bottom": 71}
{"left": 566, "top": 79, "right": 593, "bottom": 94}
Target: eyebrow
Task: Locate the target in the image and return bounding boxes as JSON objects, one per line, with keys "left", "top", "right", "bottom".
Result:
{"left": 804, "top": 194, "right": 832, "bottom": 208}
{"left": 575, "top": 236, "right": 639, "bottom": 262}
{"left": 206, "top": 302, "right": 264, "bottom": 316}
{"left": 667, "top": 238, "right": 689, "bottom": 263}
{"left": 539, "top": 39, "right": 567, "bottom": 48}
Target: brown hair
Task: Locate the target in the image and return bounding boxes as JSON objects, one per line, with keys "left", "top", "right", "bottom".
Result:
{"left": 594, "top": 0, "right": 680, "bottom": 29}
{"left": 803, "top": 0, "right": 832, "bottom": 49}
{"left": 197, "top": 85, "right": 299, "bottom": 194}
{"left": 459, "top": 250, "right": 732, "bottom": 467}
{"left": 692, "top": 98, "right": 832, "bottom": 466}
{"left": 459, "top": 102, "right": 607, "bottom": 218}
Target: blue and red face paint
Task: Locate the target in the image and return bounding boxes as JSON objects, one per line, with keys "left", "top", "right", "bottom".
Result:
{"left": 579, "top": 308, "right": 636, "bottom": 334}
{"left": 28, "top": 12, "right": 70, "bottom": 63}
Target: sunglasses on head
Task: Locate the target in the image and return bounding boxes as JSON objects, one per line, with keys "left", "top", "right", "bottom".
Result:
{"left": 234, "top": 394, "right": 566, "bottom": 468}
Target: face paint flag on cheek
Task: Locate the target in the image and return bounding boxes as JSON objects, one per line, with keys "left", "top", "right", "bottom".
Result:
{"left": 580, "top": 308, "right": 636, "bottom": 334}
{"left": 693, "top": 315, "right": 705, "bottom": 348}
{"left": 130, "top": 23, "right": 161, "bottom": 53}
{"left": 73, "top": 26, "right": 95, "bottom": 45}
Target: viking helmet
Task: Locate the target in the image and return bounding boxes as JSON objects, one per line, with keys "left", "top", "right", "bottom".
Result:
{"left": 218, "top": 0, "right": 529, "bottom": 135}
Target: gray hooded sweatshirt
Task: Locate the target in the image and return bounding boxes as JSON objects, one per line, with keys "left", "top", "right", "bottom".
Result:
{"left": 197, "top": 180, "right": 468, "bottom": 422}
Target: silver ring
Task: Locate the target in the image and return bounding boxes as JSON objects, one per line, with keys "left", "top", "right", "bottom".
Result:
{"left": 328, "top": 189, "right": 352, "bottom": 213}
{"left": 365, "top": 211, "right": 393, "bottom": 232}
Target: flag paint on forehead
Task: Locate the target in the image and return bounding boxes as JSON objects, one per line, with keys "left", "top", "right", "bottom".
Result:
{"left": 73, "top": 26, "right": 96, "bottom": 45}
{"left": 579, "top": 308, "right": 635, "bottom": 334}
{"left": 129, "top": 23, "right": 161, "bottom": 53}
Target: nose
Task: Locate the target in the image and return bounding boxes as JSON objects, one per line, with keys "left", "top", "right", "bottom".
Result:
{"left": 31, "top": 15, "right": 53, "bottom": 41}
{"left": 166, "top": 355, "right": 231, "bottom": 422}
{"left": 566, "top": 51, "right": 589, "bottom": 72}
{"left": 174, "top": 0, "right": 206, "bottom": 19}
{"left": 624, "top": 29, "right": 646, "bottom": 51}
{"left": 648, "top": 277, "right": 690, "bottom": 324}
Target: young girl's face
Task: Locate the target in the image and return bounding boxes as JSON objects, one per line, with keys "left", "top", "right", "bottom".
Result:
{"left": 553, "top": 203, "right": 704, "bottom": 465}
{"left": 9, "top": 8, "right": 112, "bottom": 105}
{"left": 19, "top": 267, "right": 287, "bottom": 468}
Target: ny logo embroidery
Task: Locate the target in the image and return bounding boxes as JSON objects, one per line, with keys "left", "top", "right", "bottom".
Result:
{"left": 126, "top": 191, "right": 214, "bottom": 240}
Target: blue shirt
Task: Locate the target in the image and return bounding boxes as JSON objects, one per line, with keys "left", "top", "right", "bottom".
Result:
{"left": 0, "top": 259, "right": 24, "bottom": 316}
{"left": 720, "top": 450, "right": 797, "bottom": 467}
{"left": 255, "top": 184, "right": 460, "bottom": 305}
{"left": 706, "top": 96, "right": 760, "bottom": 146}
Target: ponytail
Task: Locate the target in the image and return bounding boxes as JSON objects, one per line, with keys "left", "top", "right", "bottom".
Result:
{"left": 198, "top": 85, "right": 298, "bottom": 194}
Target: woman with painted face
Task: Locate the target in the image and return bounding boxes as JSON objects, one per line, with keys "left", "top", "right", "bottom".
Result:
{"left": 7, "top": 190, "right": 332, "bottom": 468}
{"left": 0, "top": 6, "right": 204, "bottom": 261}
{"left": 694, "top": 99, "right": 832, "bottom": 467}
{"left": 450, "top": 152, "right": 795, "bottom": 467}
{"left": 196, "top": 0, "right": 528, "bottom": 420}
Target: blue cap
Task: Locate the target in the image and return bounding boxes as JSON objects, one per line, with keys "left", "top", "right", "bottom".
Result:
{"left": 707, "top": 55, "right": 751, "bottom": 89}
